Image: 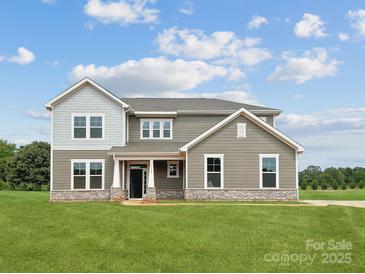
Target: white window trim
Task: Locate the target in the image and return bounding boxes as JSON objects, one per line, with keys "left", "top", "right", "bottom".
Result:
{"left": 236, "top": 123, "right": 247, "bottom": 138}
{"left": 71, "top": 113, "right": 105, "bottom": 141}
{"left": 167, "top": 160, "right": 180, "bottom": 178}
{"left": 140, "top": 118, "right": 173, "bottom": 140}
{"left": 70, "top": 159, "right": 105, "bottom": 190}
{"left": 259, "top": 154, "right": 279, "bottom": 189}
{"left": 204, "top": 154, "right": 224, "bottom": 189}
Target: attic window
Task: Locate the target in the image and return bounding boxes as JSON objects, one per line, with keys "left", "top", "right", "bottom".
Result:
{"left": 236, "top": 123, "right": 246, "bottom": 138}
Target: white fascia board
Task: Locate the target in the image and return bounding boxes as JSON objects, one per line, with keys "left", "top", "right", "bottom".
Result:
{"left": 134, "top": 111, "right": 177, "bottom": 117}
{"left": 180, "top": 107, "right": 304, "bottom": 153}
{"left": 44, "top": 77, "right": 130, "bottom": 109}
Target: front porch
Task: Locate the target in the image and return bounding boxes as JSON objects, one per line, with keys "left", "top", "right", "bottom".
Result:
{"left": 110, "top": 152, "right": 186, "bottom": 201}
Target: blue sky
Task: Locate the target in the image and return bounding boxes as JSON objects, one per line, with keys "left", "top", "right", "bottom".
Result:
{"left": 1, "top": 0, "right": 365, "bottom": 170}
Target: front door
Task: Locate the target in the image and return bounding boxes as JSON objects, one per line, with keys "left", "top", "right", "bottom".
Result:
{"left": 130, "top": 169, "right": 143, "bottom": 199}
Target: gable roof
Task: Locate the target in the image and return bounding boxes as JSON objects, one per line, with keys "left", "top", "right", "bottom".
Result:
{"left": 180, "top": 108, "right": 304, "bottom": 153}
{"left": 121, "top": 98, "right": 281, "bottom": 115}
{"left": 45, "top": 78, "right": 129, "bottom": 109}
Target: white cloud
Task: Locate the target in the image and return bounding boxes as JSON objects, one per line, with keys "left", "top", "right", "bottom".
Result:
{"left": 156, "top": 27, "right": 271, "bottom": 66}
{"left": 25, "top": 110, "right": 51, "bottom": 121}
{"left": 292, "top": 94, "right": 303, "bottom": 99}
{"left": 0, "top": 55, "right": 5, "bottom": 62}
{"left": 248, "top": 15, "right": 268, "bottom": 30}
{"left": 69, "top": 57, "right": 244, "bottom": 94}
{"left": 84, "top": 0, "right": 159, "bottom": 25}
{"left": 42, "top": 0, "right": 56, "bottom": 4}
{"left": 338, "top": 32, "right": 350, "bottom": 41}
{"left": 7, "top": 47, "right": 35, "bottom": 65}
{"left": 348, "top": 9, "right": 365, "bottom": 36}
{"left": 179, "top": 0, "right": 194, "bottom": 15}
{"left": 276, "top": 107, "right": 365, "bottom": 168}
{"left": 31, "top": 125, "right": 51, "bottom": 135}
{"left": 294, "top": 13, "right": 327, "bottom": 38}
{"left": 84, "top": 21, "right": 95, "bottom": 30}
{"left": 45, "top": 60, "right": 60, "bottom": 68}
{"left": 268, "top": 48, "right": 340, "bottom": 84}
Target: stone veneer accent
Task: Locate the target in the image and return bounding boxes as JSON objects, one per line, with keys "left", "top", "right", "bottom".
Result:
{"left": 50, "top": 190, "right": 111, "bottom": 201}
{"left": 156, "top": 189, "right": 184, "bottom": 200}
{"left": 110, "top": 188, "right": 128, "bottom": 201}
{"left": 146, "top": 187, "right": 156, "bottom": 200}
{"left": 184, "top": 189, "right": 298, "bottom": 201}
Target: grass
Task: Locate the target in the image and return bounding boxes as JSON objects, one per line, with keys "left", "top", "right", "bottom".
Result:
{"left": 300, "top": 189, "right": 365, "bottom": 200}
{"left": 0, "top": 191, "right": 364, "bottom": 272}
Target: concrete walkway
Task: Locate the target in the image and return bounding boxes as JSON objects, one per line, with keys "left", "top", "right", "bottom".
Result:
{"left": 302, "top": 200, "right": 365, "bottom": 208}
{"left": 121, "top": 200, "right": 365, "bottom": 208}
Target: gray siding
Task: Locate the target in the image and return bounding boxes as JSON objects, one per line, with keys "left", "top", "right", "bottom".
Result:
{"left": 154, "top": 160, "right": 184, "bottom": 190}
{"left": 128, "top": 115, "right": 225, "bottom": 143}
{"left": 187, "top": 115, "right": 297, "bottom": 189}
{"left": 53, "top": 150, "right": 113, "bottom": 190}
{"left": 53, "top": 84, "right": 125, "bottom": 149}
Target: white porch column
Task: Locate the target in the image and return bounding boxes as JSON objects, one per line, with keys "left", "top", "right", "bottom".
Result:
{"left": 148, "top": 159, "right": 155, "bottom": 188}
{"left": 112, "top": 159, "right": 121, "bottom": 188}
{"left": 121, "top": 160, "right": 125, "bottom": 189}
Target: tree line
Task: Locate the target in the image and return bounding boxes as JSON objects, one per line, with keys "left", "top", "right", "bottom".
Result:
{"left": 299, "top": 165, "right": 365, "bottom": 190}
{"left": 0, "top": 140, "right": 50, "bottom": 191}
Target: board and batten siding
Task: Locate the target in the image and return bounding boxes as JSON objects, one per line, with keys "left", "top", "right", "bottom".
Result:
{"left": 128, "top": 115, "right": 226, "bottom": 143}
{"left": 52, "top": 84, "right": 125, "bottom": 149}
{"left": 53, "top": 150, "right": 113, "bottom": 190}
{"left": 187, "top": 115, "right": 297, "bottom": 189}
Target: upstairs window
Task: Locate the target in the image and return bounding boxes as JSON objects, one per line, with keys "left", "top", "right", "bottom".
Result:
{"left": 72, "top": 114, "right": 104, "bottom": 140}
{"left": 140, "top": 119, "right": 173, "bottom": 140}
{"left": 204, "top": 154, "right": 224, "bottom": 188}
{"left": 74, "top": 116, "right": 86, "bottom": 138}
{"left": 90, "top": 116, "right": 103, "bottom": 139}
{"left": 260, "top": 154, "right": 279, "bottom": 188}
{"left": 167, "top": 161, "right": 179, "bottom": 178}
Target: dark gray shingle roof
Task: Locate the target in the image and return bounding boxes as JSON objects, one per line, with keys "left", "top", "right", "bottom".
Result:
{"left": 121, "top": 98, "right": 280, "bottom": 113}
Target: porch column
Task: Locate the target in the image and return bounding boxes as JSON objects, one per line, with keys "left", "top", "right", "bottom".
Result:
{"left": 147, "top": 159, "right": 156, "bottom": 200}
{"left": 148, "top": 159, "right": 155, "bottom": 188}
{"left": 112, "top": 159, "right": 121, "bottom": 188}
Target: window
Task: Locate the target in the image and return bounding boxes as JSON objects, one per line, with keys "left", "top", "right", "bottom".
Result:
{"left": 167, "top": 161, "right": 179, "bottom": 178}
{"left": 71, "top": 160, "right": 104, "bottom": 190}
{"left": 90, "top": 162, "right": 102, "bottom": 189}
{"left": 237, "top": 123, "right": 247, "bottom": 138}
{"left": 204, "top": 154, "right": 224, "bottom": 188}
{"left": 163, "top": 121, "right": 171, "bottom": 138}
{"left": 73, "top": 162, "right": 86, "bottom": 189}
{"left": 140, "top": 119, "right": 173, "bottom": 139}
{"left": 260, "top": 154, "right": 279, "bottom": 188}
{"left": 90, "top": 116, "right": 103, "bottom": 139}
{"left": 72, "top": 114, "right": 104, "bottom": 140}
{"left": 142, "top": 121, "right": 150, "bottom": 138}
{"left": 153, "top": 121, "right": 160, "bottom": 138}
{"left": 73, "top": 116, "right": 86, "bottom": 139}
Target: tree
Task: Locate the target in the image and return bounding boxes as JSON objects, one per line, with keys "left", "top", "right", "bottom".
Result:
{"left": 320, "top": 173, "right": 334, "bottom": 189}
{"left": 352, "top": 167, "right": 365, "bottom": 183}
{"left": 323, "top": 167, "right": 344, "bottom": 187}
{"left": 299, "top": 165, "right": 321, "bottom": 184}
{"left": 0, "top": 140, "right": 16, "bottom": 181}
{"left": 6, "top": 141, "right": 50, "bottom": 186}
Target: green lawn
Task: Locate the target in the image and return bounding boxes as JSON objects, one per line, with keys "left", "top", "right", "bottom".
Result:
{"left": 0, "top": 191, "right": 364, "bottom": 272}
{"left": 300, "top": 189, "right": 365, "bottom": 200}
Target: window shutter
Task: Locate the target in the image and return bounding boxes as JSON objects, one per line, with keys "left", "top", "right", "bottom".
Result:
{"left": 237, "top": 123, "right": 246, "bottom": 138}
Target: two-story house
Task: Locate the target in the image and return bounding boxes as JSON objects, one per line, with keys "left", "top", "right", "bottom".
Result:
{"left": 45, "top": 78, "right": 304, "bottom": 201}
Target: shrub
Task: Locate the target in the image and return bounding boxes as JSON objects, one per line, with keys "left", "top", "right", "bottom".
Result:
{"left": 311, "top": 179, "right": 318, "bottom": 190}
{"left": 0, "top": 181, "right": 15, "bottom": 190}
{"left": 34, "top": 184, "right": 42, "bottom": 191}
{"left": 350, "top": 181, "right": 356, "bottom": 189}
{"left": 332, "top": 182, "right": 339, "bottom": 190}
{"left": 320, "top": 181, "right": 328, "bottom": 190}
{"left": 341, "top": 182, "right": 347, "bottom": 190}
{"left": 19, "top": 182, "right": 28, "bottom": 191}
{"left": 301, "top": 181, "right": 308, "bottom": 190}
{"left": 359, "top": 180, "right": 365, "bottom": 189}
